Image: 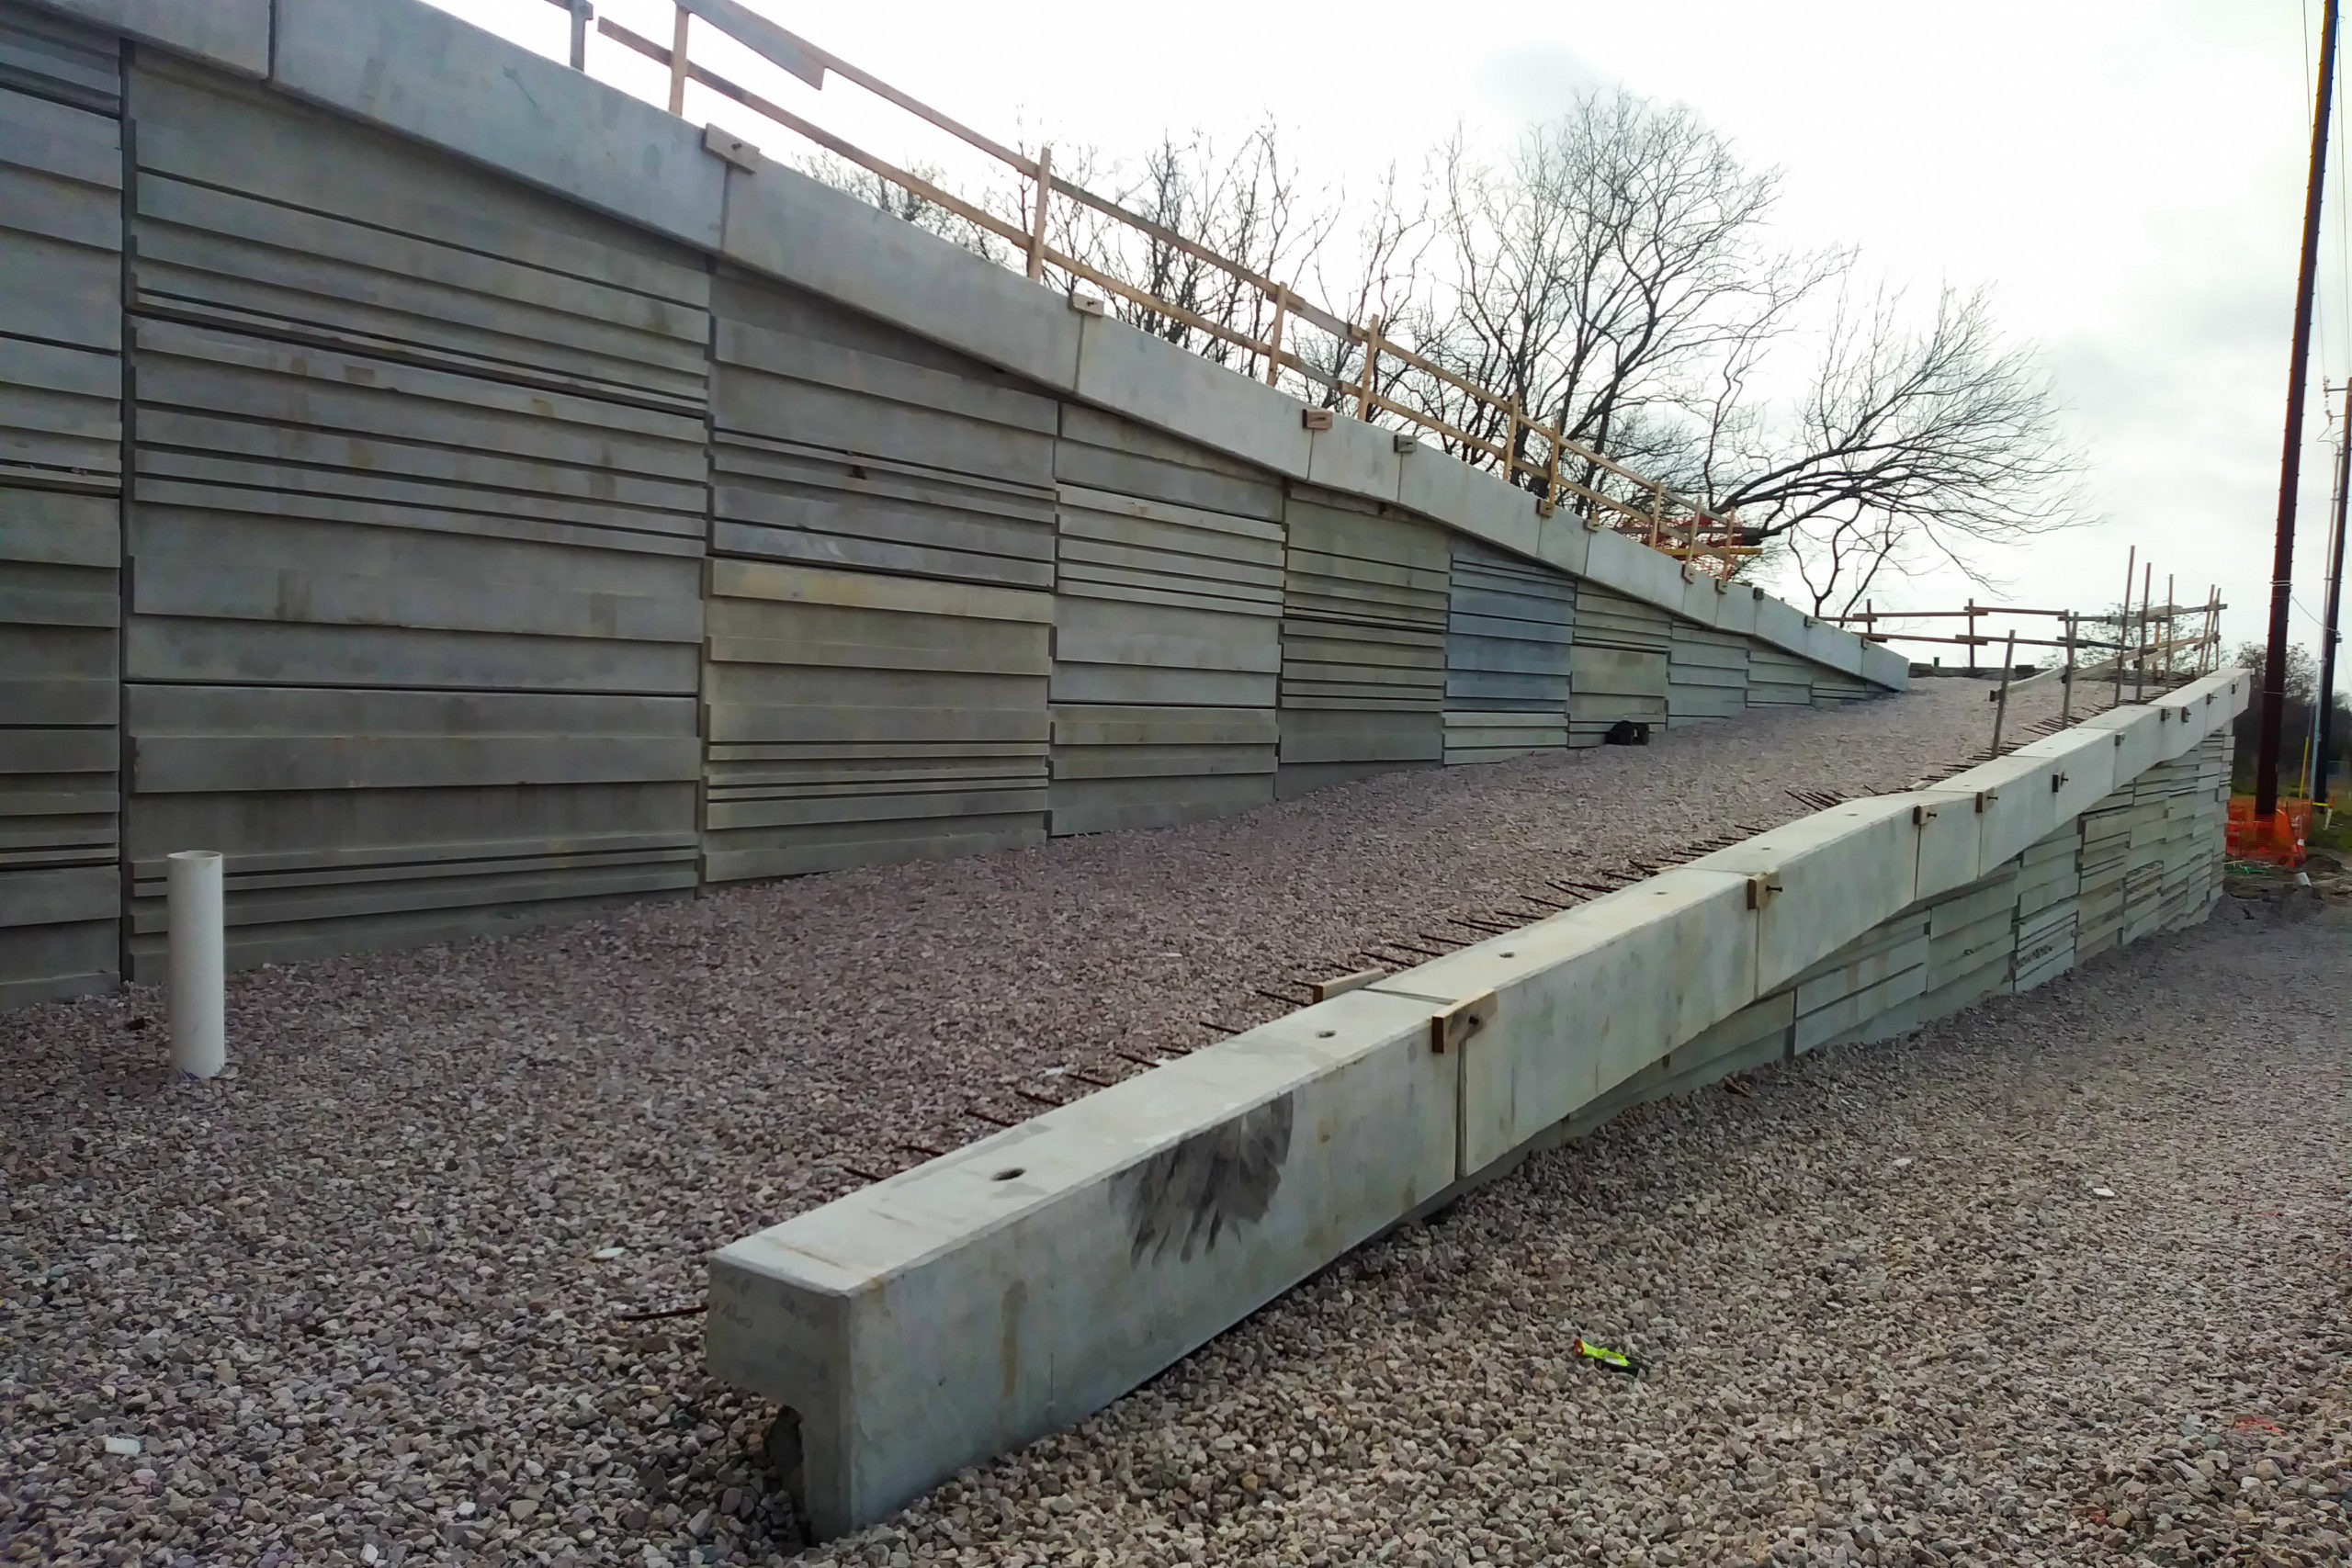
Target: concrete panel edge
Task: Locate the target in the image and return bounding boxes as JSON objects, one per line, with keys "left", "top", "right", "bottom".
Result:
{"left": 270, "top": 0, "right": 726, "bottom": 251}
{"left": 25, "top": 0, "right": 269, "bottom": 75}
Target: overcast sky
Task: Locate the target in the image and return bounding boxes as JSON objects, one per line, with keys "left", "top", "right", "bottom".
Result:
{"left": 447, "top": 0, "right": 2349, "bottom": 671}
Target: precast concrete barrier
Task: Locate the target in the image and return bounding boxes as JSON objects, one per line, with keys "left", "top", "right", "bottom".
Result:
{"left": 707, "top": 671, "right": 2251, "bottom": 1537}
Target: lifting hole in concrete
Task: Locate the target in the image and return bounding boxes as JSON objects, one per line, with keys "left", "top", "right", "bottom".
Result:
{"left": 1316, "top": 1029, "right": 1336, "bottom": 1039}
{"left": 992, "top": 1167, "right": 1025, "bottom": 1181}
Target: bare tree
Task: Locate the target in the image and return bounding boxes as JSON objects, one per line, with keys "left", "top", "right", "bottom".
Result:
{"left": 1397, "top": 93, "right": 1836, "bottom": 493}
{"left": 787, "top": 88, "right": 2081, "bottom": 608}
{"left": 1030, "top": 123, "right": 1335, "bottom": 371}
{"left": 1695, "top": 286, "right": 2086, "bottom": 615}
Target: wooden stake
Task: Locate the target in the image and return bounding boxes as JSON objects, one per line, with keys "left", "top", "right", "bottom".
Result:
{"left": 667, "top": 2, "right": 691, "bottom": 114}
{"left": 2114, "top": 547, "right": 2134, "bottom": 706}
{"left": 1025, "top": 144, "right": 1052, "bottom": 283}
{"left": 2163, "top": 571, "right": 2177, "bottom": 681}
{"left": 2061, "top": 610, "right": 2076, "bottom": 723}
{"left": 1540, "top": 413, "right": 1563, "bottom": 518}
{"left": 2136, "top": 562, "right": 2153, "bottom": 701}
{"left": 1355, "top": 319, "right": 1383, "bottom": 422}
{"left": 1991, "top": 630, "right": 2018, "bottom": 753}
{"left": 1261, "top": 284, "right": 1288, "bottom": 387}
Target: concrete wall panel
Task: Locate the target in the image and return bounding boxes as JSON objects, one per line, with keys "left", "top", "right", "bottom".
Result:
{"left": 25, "top": 0, "right": 265, "bottom": 76}
{"left": 0, "top": 19, "right": 118, "bottom": 1003}
{"left": 272, "top": 0, "right": 725, "bottom": 250}
{"left": 722, "top": 159, "right": 1080, "bottom": 394}
{"left": 1076, "top": 312, "right": 1311, "bottom": 481}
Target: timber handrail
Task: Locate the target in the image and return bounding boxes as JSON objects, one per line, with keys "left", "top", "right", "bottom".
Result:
{"left": 1836, "top": 580, "right": 2227, "bottom": 684}
{"left": 530, "top": 0, "right": 1752, "bottom": 576}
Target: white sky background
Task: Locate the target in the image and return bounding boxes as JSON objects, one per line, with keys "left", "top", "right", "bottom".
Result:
{"left": 445, "top": 0, "right": 2351, "bottom": 671}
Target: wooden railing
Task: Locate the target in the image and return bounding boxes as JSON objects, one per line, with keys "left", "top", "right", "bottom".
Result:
{"left": 519, "top": 0, "right": 1754, "bottom": 577}
{"left": 1831, "top": 559, "right": 2225, "bottom": 696}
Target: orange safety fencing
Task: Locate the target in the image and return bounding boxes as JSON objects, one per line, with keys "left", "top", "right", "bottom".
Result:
{"left": 2225, "top": 796, "right": 2311, "bottom": 867}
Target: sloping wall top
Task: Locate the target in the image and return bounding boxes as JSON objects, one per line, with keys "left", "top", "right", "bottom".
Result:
{"left": 29, "top": 0, "right": 1905, "bottom": 691}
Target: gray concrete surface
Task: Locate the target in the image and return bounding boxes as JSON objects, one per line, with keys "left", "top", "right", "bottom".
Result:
{"left": 706, "top": 678, "right": 2239, "bottom": 1538}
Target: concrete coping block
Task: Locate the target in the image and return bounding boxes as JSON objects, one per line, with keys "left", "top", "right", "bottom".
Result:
{"left": 1860, "top": 640, "right": 1911, "bottom": 691}
{"left": 707, "top": 985, "right": 1454, "bottom": 1539}
{"left": 1685, "top": 795, "right": 1921, "bottom": 993}
{"left": 1713, "top": 579, "right": 1761, "bottom": 637}
{"left": 1909, "top": 788, "right": 1989, "bottom": 902}
{"left": 1801, "top": 615, "right": 1866, "bottom": 676}
{"left": 1750, "top": 594, "right": 1812, "bottom": 664}
{"left": 1678, "top": 572, "right": 1723, "bottom": 629}
{"left": 1987, "top": 730, "right": 2115, "bottom": 838}
{"left": 31, "top": 0, "right": 269, "bottom": 76}
{"left": 1306, "top": 412, "right": 1403, "bottom": 502}
{"left": 1580, "top": 525, "right": 1688, "bottom": 618}
{"left": 1912, "top": 751, "right": 2067, "bottom": 881}
{"left": 272, "top": 0, "right": 727, "bottom": 252}
{"left": 1074, "top": 313, "right": 1311, "bottom": 479}
{"left": 1393, "top": 443, "right": 1544, "bottom": 563}
{"left": 1367, "top": 868, "right": 1757, "bottom": 1171}
{"left": 722, "top": 161, "right": 1080, "bottom": 392}
{"left": 2152, "top": 671, "right": 2249, "bottom": 751}
{"left": 2075, "top": 704, "right": 2164, "bottom": 786}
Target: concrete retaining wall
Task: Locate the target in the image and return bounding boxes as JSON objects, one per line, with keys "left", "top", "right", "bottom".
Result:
{"left": 3, "top": 0, "right": 1901, "bottom": 1006}
{"left": 707, "top": 672, "right": 2247, "bottom": 1538}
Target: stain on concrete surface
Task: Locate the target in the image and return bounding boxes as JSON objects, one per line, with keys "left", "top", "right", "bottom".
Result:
{"left": 1119, "top": 1094, "right": 1294, "bottom": 1263}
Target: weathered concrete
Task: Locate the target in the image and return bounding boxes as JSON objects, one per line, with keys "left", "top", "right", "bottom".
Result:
{"left": 707, "top": 985, "right": 1456, "bottom": 1540}
{"left": 29, "top": 0, "right": 266, "bottom": 76}
{"left": 706, "top": 674, "right": 2246, "bottom": 1540}
{"left": 272, "top": 0, "right": 728, "bottom": 250}
{"left": 0, "top": 0, "right": 1916, "bottom": 998}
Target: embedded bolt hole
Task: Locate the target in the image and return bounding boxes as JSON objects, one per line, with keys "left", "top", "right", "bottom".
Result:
{"left": 991, "top": 1167, "right": 1024, "bottom": 1182}
{"left": 1500, "top": 951, "right": 1516, "bottom": 957}
{"left": 1316, "top": 1030, "right": 1335, "bottom": 1039}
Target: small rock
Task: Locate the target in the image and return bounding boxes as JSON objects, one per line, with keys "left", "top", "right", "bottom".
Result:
{"left": 2092, "top": 1187, "right": 2116, "bottom": 1199}
{"left": 509, "top": 1497, "right": 537, "bottom": 1521}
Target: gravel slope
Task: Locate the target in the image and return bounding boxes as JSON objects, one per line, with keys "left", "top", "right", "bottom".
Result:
{"left": 25, "top": 674, "right": 2314, "bottom": 1568}
{"left": 872, "top": 905, "right": 2351, "bottom": 1568}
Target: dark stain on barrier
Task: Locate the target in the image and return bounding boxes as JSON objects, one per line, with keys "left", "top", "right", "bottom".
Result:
{"left": 1120, "top": 1094, "right": 1295, "bottom": 1264}
{"left": 999, "top": 1278, "right": 1026, "bottom": 1404}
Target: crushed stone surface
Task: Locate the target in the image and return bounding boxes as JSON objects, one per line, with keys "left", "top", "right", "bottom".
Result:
{"left": 16, "top": 675, "right": 2335, "bottom": 1568}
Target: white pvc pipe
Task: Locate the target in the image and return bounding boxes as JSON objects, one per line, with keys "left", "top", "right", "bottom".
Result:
{"left": 167, "top": 850, "right": 225, "bottom": 1079}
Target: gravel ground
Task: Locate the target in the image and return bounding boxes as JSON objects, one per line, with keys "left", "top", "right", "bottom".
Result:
{"left": 878, "top": 904, "right": 2351, "bottom": 1568}
{"left": 19, "top": 672, "right": 2319, "bottom": 1568}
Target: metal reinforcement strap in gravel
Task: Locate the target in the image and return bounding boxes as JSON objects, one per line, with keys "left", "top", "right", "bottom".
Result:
{"left": 706, "top": 672, "right": 2249, "bottom": 1538}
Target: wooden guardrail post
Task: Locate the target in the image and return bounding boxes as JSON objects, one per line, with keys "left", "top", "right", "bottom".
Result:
{"left": 1026, "top": 144, "right": 1053, "bottom": 283}
{"left": 2061, "top": 611, "right": 2076, "bottom": 722}
{"left": 568, "top": 0, "right": 593, "bottom": 69}
{"left": 1262, "top": 284, "right": 1288, "bottom": 386}
{"left": 2114, "top": 547, "right": 2134, "bottom": 706}
{"left": 1355, "top": 320, "right": 1383, "bottom": 422}
{"left": 2136, "top": 561, "right": 2153, "bottom": 701}
{"left": 1540, "top": 415, "right": 1563, "bottom": 518}
{"left": 667, "top": 2, "right": 691, "bottom": 113}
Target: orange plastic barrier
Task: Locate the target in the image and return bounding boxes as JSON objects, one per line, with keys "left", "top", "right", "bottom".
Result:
{"left": 2225, "top": 795, "right": 2310, "bottom": 866}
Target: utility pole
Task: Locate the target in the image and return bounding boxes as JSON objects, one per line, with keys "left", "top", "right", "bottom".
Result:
{"left": 2257, "top": 0, "right": 2341, "bottom": 819}
{"left": 2316, "top": 381, "right": 2352, "bottom": 804}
